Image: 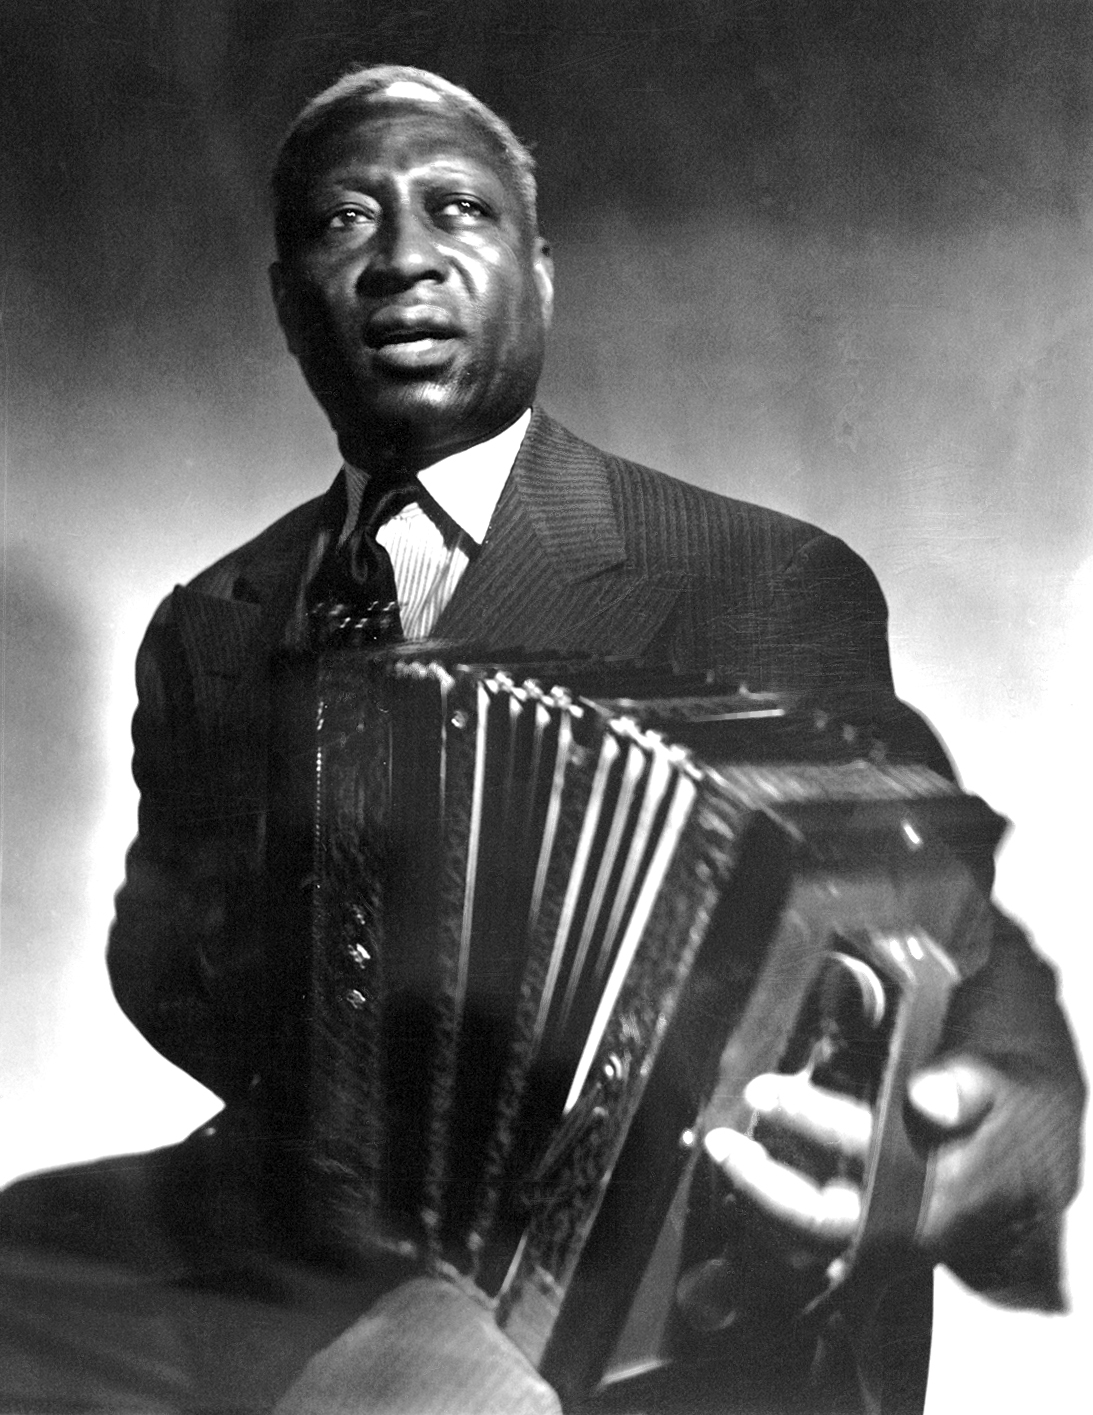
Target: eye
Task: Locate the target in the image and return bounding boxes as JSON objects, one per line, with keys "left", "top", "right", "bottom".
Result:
{"left": 435, "top": 196, "right": 493, "bottom": 226}
{"left": 323, "top": 204, "right": 376, "bottom": 232}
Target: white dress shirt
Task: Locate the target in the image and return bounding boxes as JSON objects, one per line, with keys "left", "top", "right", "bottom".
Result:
{"left": 341, "top": 410, "right": 531, "bottom": 640}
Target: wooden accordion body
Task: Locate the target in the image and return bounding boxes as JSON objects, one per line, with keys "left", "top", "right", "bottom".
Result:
{"left": 267, "top": 648, "right": 1006, "bottom": 1403}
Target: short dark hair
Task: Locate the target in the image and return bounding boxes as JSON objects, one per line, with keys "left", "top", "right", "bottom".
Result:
{"left": 271, "top": 65, "right": 539, "bottom": 261}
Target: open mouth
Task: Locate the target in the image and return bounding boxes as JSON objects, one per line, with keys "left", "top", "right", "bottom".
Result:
{"left": 366, "top": 333, "right": 459, "bottom": 372}
{"left": 367, "top": 327, "right": 457, "bottom": 348}
{"left": 364, "top": 308, "right": 462, "bottom": 352}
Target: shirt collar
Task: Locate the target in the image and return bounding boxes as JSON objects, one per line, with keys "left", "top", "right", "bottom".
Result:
{"left": 343, "top": 409, "right": 531, "bottom": 547}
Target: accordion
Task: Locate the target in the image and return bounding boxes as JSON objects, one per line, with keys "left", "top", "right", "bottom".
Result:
{"left": 265, "top": 648, "right": 1005, "bottom": 1403}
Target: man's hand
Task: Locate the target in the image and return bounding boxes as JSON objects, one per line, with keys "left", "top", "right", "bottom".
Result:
{"left": 704, "top": 1074, "right": 868, "bottom": 1252}
{"left": 703, "top": 1054, "right": 1037, "bottom": 1274}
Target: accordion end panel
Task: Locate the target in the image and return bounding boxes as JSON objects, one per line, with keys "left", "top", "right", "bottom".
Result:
{"left": 527, "top": 783, "right": 1003, "bottom": 1406}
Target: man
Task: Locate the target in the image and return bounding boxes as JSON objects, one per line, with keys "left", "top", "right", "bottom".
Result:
{"left": 1, "top": 65, "right": 1083, "bottom": 1415}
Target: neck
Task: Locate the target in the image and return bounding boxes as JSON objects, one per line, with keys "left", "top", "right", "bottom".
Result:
{"left": 337, "top": 408, "right": 531, "bottom": 477}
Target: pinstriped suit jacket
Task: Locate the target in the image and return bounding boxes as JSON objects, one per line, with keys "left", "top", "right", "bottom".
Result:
{"left": 108, "top": 410, "right": 905, "bottom": 1093}
{"left": 107, "top": 410, "right": 1081, "bottom": 1319}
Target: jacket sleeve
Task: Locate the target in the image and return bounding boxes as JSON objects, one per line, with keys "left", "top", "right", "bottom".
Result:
{"left": 767, "top": 531, "right": 1086, "bottom": 1309}
{"left": 931, "top": 906, "right": 1085, "bottom": 1309}
{"left": 107, "top": 595, "right": 267, "bottom": 1103}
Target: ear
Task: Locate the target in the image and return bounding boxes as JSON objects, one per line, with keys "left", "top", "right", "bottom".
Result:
{"left": 533, "top": 238, "right": 555, "bottom": 331}
{"left": 269, "top": 260, "right": 303, "bottom": 357}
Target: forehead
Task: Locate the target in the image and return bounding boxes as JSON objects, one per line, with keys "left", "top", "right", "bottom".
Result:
{"left": 303, "top": 101, "right": 515, "bottom": 192}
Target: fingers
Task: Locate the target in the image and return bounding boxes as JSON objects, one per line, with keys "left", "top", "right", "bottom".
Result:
{"left": 703, "top": 1059, "right": 1011, "bottom": 1273}
{"left": 704, "top": 1128, "right": 861, "bottom": 1247}
{"left": 702, "top": 1074, "right": 871, "bottom": 1254}
{"left": 906, "top": 1055, "right": 998, "bottom": 1137}
{"left": 745, "top": 1072, "right": 873, "bottom": 1161}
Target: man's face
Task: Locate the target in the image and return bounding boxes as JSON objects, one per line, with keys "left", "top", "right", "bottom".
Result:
{"left": 271, "top": 100, "right": 554, "bottom": 466}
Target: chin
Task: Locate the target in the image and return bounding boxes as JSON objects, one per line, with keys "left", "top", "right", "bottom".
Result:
{"left": 331, "top": 379, "right": 478, "bottom": 456}
{"left": 369, "top": 379, "right": 470, "bottom": 426}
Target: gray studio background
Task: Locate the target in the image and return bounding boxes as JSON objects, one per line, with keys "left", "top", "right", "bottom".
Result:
{"left": 1, "top": 3, "right": 1089, "bottom": 1411}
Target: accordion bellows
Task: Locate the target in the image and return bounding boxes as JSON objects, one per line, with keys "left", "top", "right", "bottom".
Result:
{"left": 267, "top": 649, "right": 1004, "bottom": 1397}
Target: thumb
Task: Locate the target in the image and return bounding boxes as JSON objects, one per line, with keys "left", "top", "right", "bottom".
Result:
{"left": 906, "top": 1056, "right": 998, "bottom": 1136}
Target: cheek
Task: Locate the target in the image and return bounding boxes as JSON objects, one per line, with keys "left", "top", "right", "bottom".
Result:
{"left": 457, "top": 243, "right": 525, "bottom": 313}
{"left": 294, "top": 257, "right": 360, "bottom": 313}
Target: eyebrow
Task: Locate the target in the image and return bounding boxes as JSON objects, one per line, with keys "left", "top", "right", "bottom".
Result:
{"left": 309, "top": 160, "right": 509, "bottom": 197}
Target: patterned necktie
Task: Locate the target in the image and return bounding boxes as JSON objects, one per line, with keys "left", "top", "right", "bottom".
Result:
{"left": 307, "top": 475, "right": 418, "bottom": 648}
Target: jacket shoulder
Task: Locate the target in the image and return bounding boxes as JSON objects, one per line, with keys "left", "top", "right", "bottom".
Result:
{"left": 184, "top": 494, "right": 328, "bottom": 603}
{"left": 536, "top": 416, "right": 893, "bottom": 695}
{"left": 618, "top": 452, "right": 829, "bottom": 547}
{"left": 539, "top": 414, "right": 853, "bottom": 578}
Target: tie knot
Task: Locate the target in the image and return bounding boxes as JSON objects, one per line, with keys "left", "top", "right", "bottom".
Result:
{"left": 356, "top": 476, "right": 419, "bottom": 537}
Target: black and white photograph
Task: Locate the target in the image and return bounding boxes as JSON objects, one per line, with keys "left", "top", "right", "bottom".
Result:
{"left": 1, "top": 3, "right": 1088, "bottom": 1412}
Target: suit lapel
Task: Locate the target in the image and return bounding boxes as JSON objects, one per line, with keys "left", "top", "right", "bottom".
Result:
{"left": 171, "top": 489, "right": 335, "bottom": 724}
{"left": 171, "top": 411, "right": 686, "bottom": 706}
{"left": 435, "top": 411, "right": 684, "bottom": 659}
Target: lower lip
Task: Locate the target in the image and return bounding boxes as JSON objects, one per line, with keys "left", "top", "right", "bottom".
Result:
{"left": 369, "top": 336, "right": 457, "bottom": 370}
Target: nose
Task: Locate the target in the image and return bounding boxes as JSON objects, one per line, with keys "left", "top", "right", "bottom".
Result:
{"left": 359, "top": 207, "right": 445, "bottom": 293}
